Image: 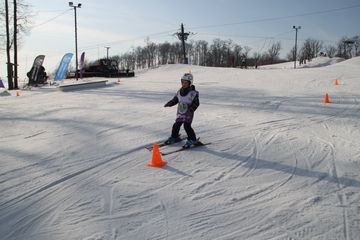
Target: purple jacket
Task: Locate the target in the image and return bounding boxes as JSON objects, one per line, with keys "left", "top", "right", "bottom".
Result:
{"left": 165, "top": 87, "right": 200, "bottom": 123}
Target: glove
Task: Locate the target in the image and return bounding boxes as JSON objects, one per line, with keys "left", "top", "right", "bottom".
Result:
{"left": 164, "top": 103, "right": 170, "bottom": 107}
{"left": 184, "top": 110, "right": 192, "bottom": 117}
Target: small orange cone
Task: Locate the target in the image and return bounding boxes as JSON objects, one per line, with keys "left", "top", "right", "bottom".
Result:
{"left": 16, "top": 91, "right": 20, "bottom": 97}
{"left": 188, "top": 70, "right": 192, "bottom": 73}
{"left": 118, "top": 78, "right": 121, "bottom": 82}
{"left": 147, "top": 143, "right": 167, "bottom": 168}
{"left": 323, "top": 93, "right": 330, "bottom": 103}
{"left": 334, "top": 79, "right": 338, "bottom": 85}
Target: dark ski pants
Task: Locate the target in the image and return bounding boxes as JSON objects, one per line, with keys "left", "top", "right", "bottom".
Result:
{"left": 172, "top": 121, "right": 196, "bottom": 141}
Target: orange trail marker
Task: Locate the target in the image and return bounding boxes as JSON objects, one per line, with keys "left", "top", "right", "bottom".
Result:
{"left": 118, "top": 79, "right": 121, "bottom": 82}
{"left": 16, "top": 91, "right": 20, "bottom": 97}
{"left": 334, "top": 79, "right": 338, "bottom": 85}
{"left": 147, "top": 142, "right": 167, "bottom": 168}
{"left": 323, "top": 93, "right": 330, "bottom": 103}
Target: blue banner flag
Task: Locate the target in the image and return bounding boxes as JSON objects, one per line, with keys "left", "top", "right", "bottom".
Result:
{"left": 54, "top": 53, "right": 73, "bottom": 81}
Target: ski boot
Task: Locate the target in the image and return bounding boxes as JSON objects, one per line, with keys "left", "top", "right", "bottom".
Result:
{"left": 183, "top": 139, "right": 198, "bottom": 148}
{"left": 166, "top": 135, "right": 181, "bottom": 144}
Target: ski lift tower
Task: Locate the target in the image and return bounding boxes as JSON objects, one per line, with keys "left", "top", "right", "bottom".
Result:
{"left": 175, "top": 23, "right": 192, "bottom": 64}
{"left": 343, "top": 40, "right": 355, "bottom": 58}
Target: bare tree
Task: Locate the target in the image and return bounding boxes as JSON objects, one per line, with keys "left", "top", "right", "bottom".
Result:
{"left": 252, "top": 52, "right": 261, "bottom": 68}
{"left": 140, "top": 47, "right": 148, "bottom": 68}
{"left": 211, "top": 38, "right": 222, "bottom": 67}
{"left": 352, "top": 35, "right": 360, "bottom": 56}
{"left": 324, "top": 45, "right": 337, "bottom": 58}
{"left": 299, "top": 38, "right": 323, "bottom": 59}
{"left": 224, "top": 39, "right": 233, "bottom": 67}
{"left": 112, "top": 33, "right": 360, "bottom": 71}
{"left": 0, "top": 0, "right": 35, "bottom": 53}
{"left": 118, "top": 52, "right": 135, "bottom": 70}
{"left": 286, "top": 46, "right": 296, "bottom": 61}
{"left": 336, "top": 35, "right": 360, "bottom": 58}
{"left": 170, "top": 42, "right": 182, "bottom": 64}
{"left": 336, "top": 36, "right": 353, "bottom": 59}
{"left": 232, "top": 44, "right": 243, "bottom": 67}
{"left": 0, "top": 3, "right": 5, "bottom": 52}
{"left": 158, "top": 42, "right": 171, "bottom": 65}
{"left": 144, "top": 37, "right": 157, "bottom": 67}
{"left": 197, "top": 40, "right": 209, "bottom": 66}
{"left": 192, "top": 40, "right": 201, "bottom": 65}
{"left": 209, "top": 38, "right": 237, "bottom": 67}
{"left": 243, "top": 46, "right": 252, "bottom": 58}
{"left": 185, "top": 40, "right": 195, "bottom": 64}
{"left": 2, "top": 0, "right": 34, "bottom": 90}
{"left": 266, "top": 41, "right": 282, "bottom": 64}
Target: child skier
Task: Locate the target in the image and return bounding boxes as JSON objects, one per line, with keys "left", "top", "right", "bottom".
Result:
{"left": 164, "top": 73, "right": 200, "bottom": 148}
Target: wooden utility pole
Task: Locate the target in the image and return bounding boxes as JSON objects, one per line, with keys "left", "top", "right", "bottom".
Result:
{"left": 14, "top": 0, "right": 19, "bottom": 89}
{"left": 5, "top": 0, "right": 14, "bottom": 90}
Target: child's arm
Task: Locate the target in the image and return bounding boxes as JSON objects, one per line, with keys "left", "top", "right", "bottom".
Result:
{"left": 164, "top": 96, "right": 179, "bottom": 107}
{"left": 185, "top": 95, "right": 200, "bottom": 116}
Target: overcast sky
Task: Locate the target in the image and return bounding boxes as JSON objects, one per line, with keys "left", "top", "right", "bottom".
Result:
{"left": 1, "top": 0, "right": 359, "bottom": 80}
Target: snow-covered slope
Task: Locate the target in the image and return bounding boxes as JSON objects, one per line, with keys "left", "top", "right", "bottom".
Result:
{"left": 1, "top": 57, "right": 360, "bottom": 239}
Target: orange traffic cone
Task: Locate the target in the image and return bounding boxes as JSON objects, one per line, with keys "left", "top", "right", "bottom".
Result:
{"left": 323, "top": 93, "right": 330, "bottom": 103}
{"left": 16, "top": 91, "right": 20, "bottom": 97}
{"left": 147, "top": 142, "right": 167, "bottom": 168}
{"left": 334, "top": 79, "right": 338, "bottom": 85}
{"left": 188, "top": 70, "right": 192, "bottom": 73}
{"left": 118, "top": 78, "right": 121, "bottom": 82}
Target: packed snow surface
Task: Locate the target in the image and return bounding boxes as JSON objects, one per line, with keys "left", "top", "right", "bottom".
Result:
{"left": 1, "top": 57, "right": 360, "bottom": 239}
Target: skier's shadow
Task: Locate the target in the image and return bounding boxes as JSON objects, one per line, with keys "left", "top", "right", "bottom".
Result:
{"left": 204, "top": 147, "right": 360, "bottom": 188}
{"left": 162, "top": 165, "right": 193, "bottom": 177}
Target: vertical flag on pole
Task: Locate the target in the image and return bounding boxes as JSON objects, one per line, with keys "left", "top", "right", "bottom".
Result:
{"left": 54, "top": 53, "right": 73, "bottom": 81}
{"left": 79, "top": 52, "right": 85, "bottom": 79}
{"left": 0, "top": 78, "right": 5, "bottom": 88}
{"left": 27, "top": 55, "right": 45, "bottom": 85}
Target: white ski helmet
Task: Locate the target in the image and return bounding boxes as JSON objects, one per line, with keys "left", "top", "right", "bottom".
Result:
{"left": 181, "top": 73, "right": 194, "bottom": 86}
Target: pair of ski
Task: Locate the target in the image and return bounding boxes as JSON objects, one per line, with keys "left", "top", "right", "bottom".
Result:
{"left": 146, "top": 136, "right": 212, "bottom": 156}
